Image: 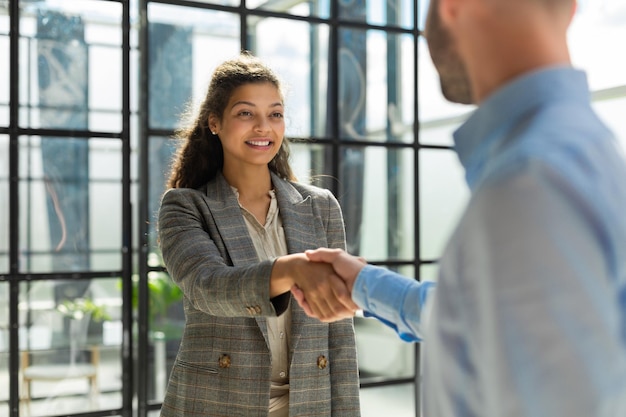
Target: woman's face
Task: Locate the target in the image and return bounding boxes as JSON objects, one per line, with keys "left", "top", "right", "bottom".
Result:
{"left": 209, "top": 82, "right": 285, "bottom": 173}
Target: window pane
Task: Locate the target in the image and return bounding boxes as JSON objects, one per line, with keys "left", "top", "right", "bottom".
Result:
{"left": 148, "top": 4, "right": 240, "bottom": 131}
{"left": 419, "top": 148, "right": 468, "bottom": 260}
{"left": 247, "top": 0, "right": 330, "bottom": 18}
{"left": 252, "top": 18, "right": 330, "bottom": 139}
{"left": 569, "top": 1, "right": 626, "bottom": 91}
{"left": 355, "top": 265, "right": 415, "bottom": 380}
{"left": 89, "top": 43, "right": 123, "bottom": 132}
{"left": 18, "top": 136, "right": 122, "bottom": 273}
{"left": 89, "top": 139, "right": 123, "bottom": 271}
{"left": 147, "top": 271, "right": 183, "bottom": 402}
{"left": 339, "top": 0, "right": 414, "bottom": 29}
{"left": 0, "top": 14, "right": 7, "bottom": 126}
{"left": 355, "top": 316, "right": 415, "bottom": 378}
{"left": 420, "top": 263, "right": 439, "bottom": 282}
{"left": 290, "top": 142, "right": 335, "bottom": 190}
{"left": 340, "top": 146, "right": 414, "bottom": 261}
{"left": 148, "top": 136, "right": 176, "bottom": 259}
{"left": 19, "top": 0, "right": 122, "bottom": 132}
{"left": 181, "top": 0, "right": 240, "bottom": 6}
{"left": 339, "top": 29, "right": 415, "bottom": 143}
{"left": 19, "top": 277, "right": 123, "bottom": 414}
{"left": 360, "top": 383, "right": 416, "bottom": 417}
{"left": 593, "top": 97, "right": 626, "bottom": 152}
{"left": 0, "top": 135, "right": 7, "bottom": 273}
{"left": 0, "top": 282, "right": 7, "bottom": 409}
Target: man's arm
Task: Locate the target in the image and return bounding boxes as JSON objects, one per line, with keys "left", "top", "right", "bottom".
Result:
{"left": 291, "top": 248, "right": 436, "bottom": 341}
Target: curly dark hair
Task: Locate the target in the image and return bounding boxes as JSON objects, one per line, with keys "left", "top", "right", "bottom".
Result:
{"left": 167, "top": 51, "right": 295, "bottom": 189}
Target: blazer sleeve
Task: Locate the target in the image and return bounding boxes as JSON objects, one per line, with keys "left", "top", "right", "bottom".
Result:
{"left": 158, "top": 187, "right": 278, "bottom": 318}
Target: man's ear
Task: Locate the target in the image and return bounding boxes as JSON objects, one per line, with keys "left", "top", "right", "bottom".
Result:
{"left": 438, "top": 0, "right": 461, "bottom": 28}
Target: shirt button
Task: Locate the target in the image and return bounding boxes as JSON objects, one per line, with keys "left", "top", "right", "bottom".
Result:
{"left": 280, "top": 332, "right": 284, "bottom": 339}
{"left": 279, "top": 371, "right": 286, "bottom": 378}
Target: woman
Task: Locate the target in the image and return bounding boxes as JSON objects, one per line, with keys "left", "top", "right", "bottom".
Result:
{"left": 158, "top": 52, "right": 361, "bottom": 416}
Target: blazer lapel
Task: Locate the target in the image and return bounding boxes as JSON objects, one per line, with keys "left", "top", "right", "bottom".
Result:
{"left": 204, "top": 172, "right": 259, "bottom": 267}
{"left": 272, "top": 173, "right": 328, "bottom": 254}
{"left": 272, "top": 173, "right": 330, "bottom": 351}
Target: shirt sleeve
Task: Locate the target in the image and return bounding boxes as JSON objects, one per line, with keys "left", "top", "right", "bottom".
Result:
{"left": 352, "top": 264, "right": 436, "bottom": 342}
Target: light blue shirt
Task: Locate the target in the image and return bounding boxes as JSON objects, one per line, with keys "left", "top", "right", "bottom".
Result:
{"left": 353, "top": 66, "right": 626, "bottom": 417}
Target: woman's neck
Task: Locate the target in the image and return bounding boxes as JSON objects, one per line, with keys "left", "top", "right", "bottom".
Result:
{"left": 222, "top": 165, "right": 273, "bottom": 200}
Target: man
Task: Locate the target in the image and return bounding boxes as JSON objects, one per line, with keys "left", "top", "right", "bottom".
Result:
{"left": 292, "top": 0, "right": 626, "bottom": 416}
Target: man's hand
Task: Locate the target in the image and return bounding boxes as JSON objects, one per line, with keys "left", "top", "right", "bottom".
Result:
{"left": 271, "top": 253, "right": 358, "bottom": 322}
{"left": 290, "top": 248, "right": 367, "bottom": 321}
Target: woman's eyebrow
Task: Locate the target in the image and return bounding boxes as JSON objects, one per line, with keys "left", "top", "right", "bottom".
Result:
{"left": 230, "top": 100, "right": 283, "bottom": 109}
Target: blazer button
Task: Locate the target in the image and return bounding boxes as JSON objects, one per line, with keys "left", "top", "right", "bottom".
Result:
{"left": 317, "top": 355, "right": 328, "bottom": 369}
{"left": 218, "top": 354, "right": 231, "bottom": 368}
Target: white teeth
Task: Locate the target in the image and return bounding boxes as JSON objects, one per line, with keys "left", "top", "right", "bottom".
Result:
{"left": 247, "top": 140, "right": 270, "bottom": 146}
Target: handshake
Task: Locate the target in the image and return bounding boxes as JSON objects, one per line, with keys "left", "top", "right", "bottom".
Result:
{"left": 272, "top": 248, "right": 367, "bottom": 322}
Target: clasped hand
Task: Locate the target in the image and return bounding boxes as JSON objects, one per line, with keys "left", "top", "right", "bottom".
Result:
{"left": 290, "top": 248, "right": 366, "bottom": 322}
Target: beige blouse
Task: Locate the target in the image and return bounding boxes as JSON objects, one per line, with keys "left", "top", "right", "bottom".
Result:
{"left": 233, "top": 187, "right": 291, "bottom": 417}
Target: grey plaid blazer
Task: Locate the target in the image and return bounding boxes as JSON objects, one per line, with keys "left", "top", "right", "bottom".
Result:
{"left": 158, "top": 172, "right": 361, "bottom": 417}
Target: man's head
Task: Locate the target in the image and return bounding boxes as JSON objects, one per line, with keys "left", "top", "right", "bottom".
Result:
{"left": 424, "top": 0, "right": 473, "bottom": 105}
{"left": 424, "top": 0, "right": 576, "bottom": 104}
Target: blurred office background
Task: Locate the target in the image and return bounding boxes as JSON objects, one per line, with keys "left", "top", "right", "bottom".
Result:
{"left": 0, "top": 0, "right": 624, "bottom": 416}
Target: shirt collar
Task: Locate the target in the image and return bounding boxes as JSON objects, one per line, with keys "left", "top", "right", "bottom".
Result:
{"left": 453, "top": 65, "right": 590, "bottom": 190}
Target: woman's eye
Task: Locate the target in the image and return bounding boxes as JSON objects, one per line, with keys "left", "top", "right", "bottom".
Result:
{"left": 238, "top": 110, "right": 252, "bottom": 117}
{"left": 272, "top": 112, "right": 284, "bottom": 119}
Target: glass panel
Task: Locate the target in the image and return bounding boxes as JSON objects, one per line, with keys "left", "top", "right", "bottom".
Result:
{"left": 593, "top": 96, "right": 626, "bottom": 152}
{"left": 19, "top": 0, "right": 122, "bottom": 131}
{"left": 148, "top": 4, "right": 240, "bottom": 131}
{"left": 419, "top": 148, "right": 469, "bottom": 260}
{"left": 290, "top": 142, "right": 335, "bottom": 190}
{"left": 339, "top": 0, "right": 414, "bottom": 29}
{"left": 19, "top": 277, "right": 123, "bottom": 415}
{"left": 340, "top": 146, "right": 414, "bottom": 261}
{"left": 179, "top": 0, "right": 240, "bottom": 6}
{"left": 251, "top": 18, "right": 330, "bottom": 139}
{"left": 0, "top": 135, "right": 7, "bottom": 273}
{"left": 355, "top": 265, "right": 415, "bottom": 380}
{"left": 420, "top": 263, "right": 439, "bottom": 282}
{"left": 148, "top": 136, "right": 176, "bottom": 261}
{"left": 417, "top": 0, "right": 430, "bottom": 30}
{"left": 569, "top": 1, "right": 626, "bottom": 91}
{"left": 18, "top": 136, "right": 122, "bottom": 273}
{"left": 247, "top": 0, "right": 330, "bottom": 18}
{"left": 338, "top": 29, "right": 415, "bottom": 143}
{"left": 417, "top": 36, "right": 474, "bottom": 146}
{"left": 0, "top": 282, "right": 7, "bottom": 409}
{"left": 360, "top": 383, "right": 416, "bottom": 417}
{"left": 89, "top": 43, "right": 123, "bottom": 132}
{"left": 89, "top": 138, "right": 123, "bottom": 271}
{"left": 147, "top": 271, "right": 183, "bottom": 402}
{"left": 0, "top": 12, "right": 8, "bottom": 126}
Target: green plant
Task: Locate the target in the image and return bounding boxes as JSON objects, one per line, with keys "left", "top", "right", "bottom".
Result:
{"left": 57, "top": 297, "right": 111, "bottom": 322}
{"left": 146, "top": 274, "right": 183, "bottom": 326}
{"left": 124, "top": 273, "right": 183, "bottom": 327}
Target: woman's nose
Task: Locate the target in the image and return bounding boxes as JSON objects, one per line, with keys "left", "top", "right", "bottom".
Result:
{"left": 254, "top": 115, "right": 271, "bottom": 132}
